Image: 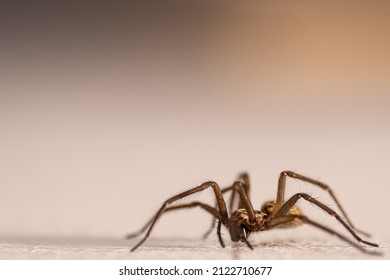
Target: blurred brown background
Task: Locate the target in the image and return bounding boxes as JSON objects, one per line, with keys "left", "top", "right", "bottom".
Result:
{"left": 0, "top": 0, "right": 389, "bottom": 244}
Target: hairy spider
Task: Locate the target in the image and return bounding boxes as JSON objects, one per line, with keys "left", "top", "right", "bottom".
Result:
{"left": 127, "top": 171, "right": 379, "bottom": 253}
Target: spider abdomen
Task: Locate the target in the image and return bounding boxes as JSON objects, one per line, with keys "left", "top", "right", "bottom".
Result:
{"left": 277, "top": 206, "right": 303, "bottom": 228}
{"left": 261, "top": 200, "right": 303, "bottom": 228}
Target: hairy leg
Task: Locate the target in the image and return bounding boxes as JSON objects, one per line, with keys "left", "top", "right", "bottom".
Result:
{"left": 126, "top": 201, "right": 219, "bottom": 239}
{"left": 275, "top": 171, "right": 370, "bottom": 236}
{"left": 203, "top": 173, "right": 250, "bottom": 238}
{"left": 266, "top": 214, "right": 380, "bottom": 255}
{"left": 274, "top": 192, "right": 378, "bottom": 247}
{"left": 130, "top": 181, "right": 228, "bottom": 252}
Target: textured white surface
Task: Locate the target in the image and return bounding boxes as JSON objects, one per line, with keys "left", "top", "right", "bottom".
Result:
{"left": 1, "top": 232, "right": 387, "bottom": 260}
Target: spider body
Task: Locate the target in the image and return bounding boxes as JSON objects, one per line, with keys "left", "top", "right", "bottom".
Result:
{"left": 228, "top": 202, "right": 301, "bottom": 243}
{"left": 127, "top": 171, "right": 379, "bottom": 253}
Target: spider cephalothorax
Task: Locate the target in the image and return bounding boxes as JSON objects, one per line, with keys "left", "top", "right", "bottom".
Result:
{"left": 226, "top": 201, "right": 302, "bottom": 245}
{"left": 127, "top": 171, "right": 379, "bottom": 254}
{"left": 228, "top": 209, "right": 262, "bottom": 242}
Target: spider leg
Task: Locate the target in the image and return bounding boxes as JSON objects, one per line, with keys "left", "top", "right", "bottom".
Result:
{"left": 217, "top": 219, "right": 225, "bottom": 247}
{"left": 230, "top": 180, "right": 256, "bottom": 223}
{"left": 202, "top": 173, "right": 250, "bottom": 239}
{"left": 275, "top": 192, "right": 378, "bottom": 247}
{"left": 222, "top": 180, "right": 257, "bottom": 246}
{"left": 266, "top": 215, "right": 380, "bottom": 254}
{"left": 276, "top": 171, "right": 370, "bottom": 237}
{"left": 244, "top": 238, "right": 254, "bottom": 250}
{"left": 206, "top": 178, "right": 255, "bottom": 247}
{"left": 130, "top": 181, "right": 228, "bottom": 252}
{"left": 201, "top": 185, "right": 233, "bottom": 240}
{"left": 126, "top": 201, "right": 220, "bottom": 239}
{"left": 230, "top": 173, "right": 251, "bottom": 211}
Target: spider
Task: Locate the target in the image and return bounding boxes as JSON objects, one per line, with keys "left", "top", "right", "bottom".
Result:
{"left": 127, "top": 171, "right": 379, "bottom": 253}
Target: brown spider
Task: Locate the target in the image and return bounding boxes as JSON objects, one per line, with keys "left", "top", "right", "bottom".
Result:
{"left": 127, "top": 171, "right": 379, "bottom": 253}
